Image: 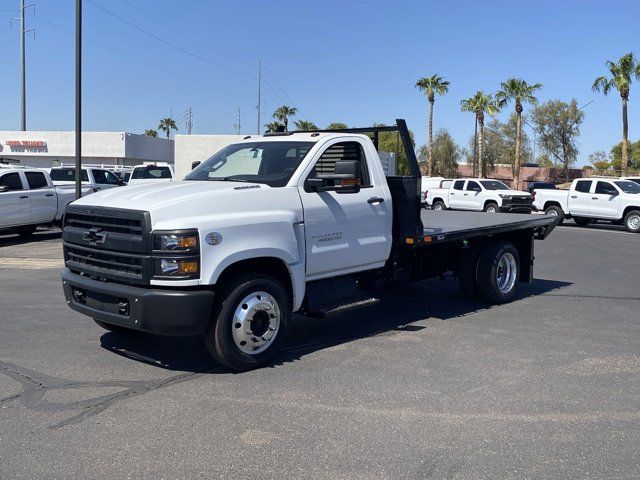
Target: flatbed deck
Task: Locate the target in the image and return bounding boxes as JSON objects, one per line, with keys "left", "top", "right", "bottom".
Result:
{"left": 409, "top": 210, "right": 556, "bottom": 245}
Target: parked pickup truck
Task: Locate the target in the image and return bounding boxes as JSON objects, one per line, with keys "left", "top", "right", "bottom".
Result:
{"left": 60, "top": 120, "right": 556, "bottom": 371}
{"left": 128, "top": 163, "right": 175, "bottom": 186}
{"left": 533, "top": 177, "right": 640, "bottom": 232}
{"left": 0, "top": 168, "right": 90, "bottom": 237}
{"left": 427, "top": 178, "right": 534, "bottom": 213}
{"left": 50, "top": 166, "right": 124, "bottom": 191}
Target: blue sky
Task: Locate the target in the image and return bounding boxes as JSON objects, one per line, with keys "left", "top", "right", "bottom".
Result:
{"left": 1, "top": 0, "right": 639, "bottom": 166}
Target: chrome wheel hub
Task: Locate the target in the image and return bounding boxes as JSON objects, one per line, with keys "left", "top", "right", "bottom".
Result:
{"left": 547, "top": 209, "right": 558, "bottom": 217}
{"left": 496, "top": 252, "right": 517, "bottom": 294}
{"left": 232, "top": 291, "right": 280, "bottom": 355}
{"left": 628, "top": 214, "right": 640, "bottom": 230}
{"left": 434, "top": 204, "right": 443, "bottom": 210}
{"left": 486, "top": 206, "right": 497, "bottom": 213}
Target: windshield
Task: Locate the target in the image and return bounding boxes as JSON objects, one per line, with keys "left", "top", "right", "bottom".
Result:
{"left": 626, "top": 178, "right": 640, "bottom": 186}
{"left": 132, "top": 166, "right": 172, "bottom": 179}
{"left": 50, "top": 169, "right": 89, "bottom": 182}
{"left": 614, "top": 180, "right": 640, "bottom": 194}
{"left": 185, "top": 141, "right": 314, "bottom": 187}
{"left": 480, "top": 180, "right": 509, "bottom": 190}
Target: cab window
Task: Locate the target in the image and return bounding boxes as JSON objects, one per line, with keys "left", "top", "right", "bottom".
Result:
{"left": 453, "top": 180, "right": 465, "bottom": 190}
{"left": 309, "top": 141, "right": 371, "bottom": 187}
{"left": 0, "top": 172, "right": 24, "bottom": 191}
{"left": 574, "top": 180, "right": 592, "bottom": 193}
{"left": 595, "top": 181, "right": 617, "bottom": 195}
{"left": 466, "top": 181, "right": 481, "bottom": 191}
{"left": 25, "top": 171, "right": 49, "bottom": 189}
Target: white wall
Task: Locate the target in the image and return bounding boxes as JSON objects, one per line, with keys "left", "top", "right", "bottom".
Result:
{"left": 174, "top": 134, "right": 245, "bottom": 180}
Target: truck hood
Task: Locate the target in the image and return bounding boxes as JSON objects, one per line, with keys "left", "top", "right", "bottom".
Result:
{"left": 71, "top": 180, "right": 304, "bottom": 228}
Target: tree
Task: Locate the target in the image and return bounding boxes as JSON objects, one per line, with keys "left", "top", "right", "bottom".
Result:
{"left": 326, "top": 122, "right": 348, "bottom": 130}
{"left": 264, "top": 121, "right": 281, "bottom": 134}
{"left": 460, "top": 91, "right": 500, "bottom": 178}
{"left": 610, "top": 139, "right": 640, "bottom": 170}
{"left": 496, "top": 78, "right": 543, "bottom": 188}
{"left": 588, "top": 151, "right": 610, "bottom": 171}
{"left": 531, "top": 99, "right": 584, "bottom": 180}
{"left": 157, "top": 118, "right": 178, "bottom": 139}
{"left": 294, "top": 120, "right": 318, "bottom": 131}
{"left": 374, "top": 123, "right": 416, "bottom": 175}
{"left": 593, "top": 53, "right": 640, "bottom": 176}
{"left": 144, "top": 129, "right": 158, "bottom": 137}
{"left": 416, "top": 74, "right": 450, "bottom": 177}
{"left": 423, "top": 129, "right": 460, "bottom": 177}
{"left": 272, "top": 106, "right": 298, "bottom": 131}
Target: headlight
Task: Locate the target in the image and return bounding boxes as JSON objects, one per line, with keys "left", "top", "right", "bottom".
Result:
{"left": 499, "top": 194, "right": 512, "bottom": 199}
{"left": 152, "top": 229, "right": 200, "bottom": 279}
{"left": 153, "top": 230, "right": 199, "bottom": 252}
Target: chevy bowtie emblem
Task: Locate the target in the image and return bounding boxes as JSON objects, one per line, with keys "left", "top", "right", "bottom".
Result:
{"left": 83, "top": 228, "right": 107, "bottom": 244}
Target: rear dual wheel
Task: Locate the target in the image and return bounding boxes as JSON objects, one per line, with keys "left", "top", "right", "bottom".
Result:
{"left": 204, "top": 273, "right": 290, "bottom": 371}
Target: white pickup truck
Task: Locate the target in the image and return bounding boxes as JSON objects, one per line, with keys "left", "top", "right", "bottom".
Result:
{"left": 60, "top": 120, "right": 556, "bottom": 371}
{"left": 0, "top": 168, "right": 89, "bottom": 237}
{"left": 128, "top": 163, "right": 175, "bottom": 186}
{"left": 533, "top": 177, "right": 640, "bottom": 232}
{"left": 427, "top": 178, "right": 534, "bottom": 213}
{"left": 50, "top": 166, "right": 124, "bottom": 191}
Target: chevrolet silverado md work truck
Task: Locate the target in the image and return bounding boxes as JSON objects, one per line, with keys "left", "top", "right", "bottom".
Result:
{"left": 61, "top": 120, "right": 556, "bottom": 370}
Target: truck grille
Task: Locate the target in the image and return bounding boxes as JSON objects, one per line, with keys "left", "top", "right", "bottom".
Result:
{"left": 63, "top": 206, "right": 152, "bottom": 284}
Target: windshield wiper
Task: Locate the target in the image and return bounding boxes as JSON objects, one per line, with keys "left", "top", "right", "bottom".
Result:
{"left": 206, "top": 177, "right": 252, "bottom": 183}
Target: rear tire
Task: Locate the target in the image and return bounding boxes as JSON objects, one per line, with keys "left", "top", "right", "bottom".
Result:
{"left": 93, "top": 319, "right": 130, "bottom": 333}
{"left": 624, "top": 210, "right": 640, "bottom": 233}
{"left": 15, "top": 225, "right": 37, "bottom": 238}
{"left": 432, "top": 200, "right": 446, "bottom": 211}
{"left": 573, "top": 217, "right": 591, "bottom": 227}
{"left": 544, "top": 205, "right": 565, "bottom": 225}
{"left": 204, "top": 273, "right": 290, "bottom": 371}
{"left": 484, "top": 202, "right": 499, "bottom": 213}
{"left": 476, "top": 241, "right": 520, "bottom": 304}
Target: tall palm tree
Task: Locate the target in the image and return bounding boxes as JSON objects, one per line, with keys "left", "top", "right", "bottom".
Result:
{"left": 461, "top": 91, "right": 500, "bottom": 178}
{"left": 157, "top": 117, "right": 178, "bottom": 139}
{"left": 294, "top": 120, "right": 318, "bottom": 131}
{"left": 496, "top": 78, "right": 542, "bottom": 189}
{"left": 593, "top": 53, "right": 640, "bottom": 177}
{"left": 273, "top": 106, "right": 298, "bottom": 131}
{"left": 144, "top": 129, "right": 158, "bottom": 137}
{"left": 264, "top": 121, "right": 281, "bottom": 134}
{"left": 416, "top": 74, "right": 450, "bottom": 176}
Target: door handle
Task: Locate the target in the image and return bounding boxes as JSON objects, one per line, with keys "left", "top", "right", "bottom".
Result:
{"left": 463, "top": 193, "right": 468, "bottom": 196}
{"left": 367, "top": 197, "right": 384, "bottom": 204}
{"left": 19, "top": 195, "right": 28, "bottom": 199}
{"left": 45, "top": 193, "right": 54, "bottom": 197}
{"left": 592, "top": 197, "right": 598, "bottom": 200}
{"left": 570, "top": 195, "right": 577, "bottom": 199}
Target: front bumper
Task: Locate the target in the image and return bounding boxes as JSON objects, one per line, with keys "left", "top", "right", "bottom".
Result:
{"left": 499, "top": 205, "right": 534, "bottom": 214}
{"left": 61, "top": 268, "right": 215, "bottom": 336}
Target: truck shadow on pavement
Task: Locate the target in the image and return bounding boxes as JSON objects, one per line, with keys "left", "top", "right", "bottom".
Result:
{"left": 99, "top": 277, "right": 571, "bottom": 373}
{"left": 0, "top": 228, "right": 61, "bottom": 247}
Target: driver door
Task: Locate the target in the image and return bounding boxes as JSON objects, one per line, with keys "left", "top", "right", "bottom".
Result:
{"left": 298, "top": 139, "right": 391, "bottom": 278}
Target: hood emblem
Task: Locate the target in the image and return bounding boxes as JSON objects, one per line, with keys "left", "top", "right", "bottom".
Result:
{"left": 83, "top": 228, "right": 107, "bottom": 244}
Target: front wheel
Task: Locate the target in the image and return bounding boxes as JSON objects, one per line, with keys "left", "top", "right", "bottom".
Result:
{"left": 624, "top": 210, "right": 640, "bottom": 233}
{"left": 544, "top": 205, "right": 565, "bottom": 225}
{"left": 476, "top": 241, "right": 520, "bottom": 304}
{"left": 431, "top": 200, "right": 446, "bottom": 211}
{"left": 204, "top": 273, "right": 290, "bottom": 371}
{"left": 484, "top": 202, "right": 499, "bottom": 213}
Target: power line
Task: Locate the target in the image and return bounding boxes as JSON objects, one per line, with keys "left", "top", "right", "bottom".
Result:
{"left": 119, "top": 0, "right": 255, "bottom": 69}
{"left": 86, "top": 0, "right": 255, "bottom": 80}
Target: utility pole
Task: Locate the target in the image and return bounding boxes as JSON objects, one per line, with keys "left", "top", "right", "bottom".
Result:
{"left": 75, "top": 0, "right": 82, "bottom": 199}
{"left": 233, "top": 107, "right": 241, "bottom": 134}
{"left": 256, "top": 59, "right": 261, "bottom": 134}
{"left": 185, "top": 107, "right": 193, "bottom": 134}
{"left": 13, "top": 0, "right": 35, "bottom": 131}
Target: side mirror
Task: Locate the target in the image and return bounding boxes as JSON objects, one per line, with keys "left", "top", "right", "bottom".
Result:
{"left": 607, "top": 190, "right": 618, "bottom": 196}
{"left": 191, "top": 161, "right": 201, "bottom": 170}
{"left": 473, "top": 186, "right": 482, "bottom": 192}
{"left": 306, "top": 160, "right": 361, "bottom": 194}
{"left": 0, "top": 185, "right": 8, "bottom": 193}
{"left": 117, "top": 178, "right": 125, "bottom": 186}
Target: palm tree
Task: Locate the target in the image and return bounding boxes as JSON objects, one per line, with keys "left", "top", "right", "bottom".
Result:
{"left": 157, "top": 117, "right": 178, "bottom": 139}
{"left": 593, "top": 53, "right": 640, "bottom": 177}
{"left": 264, "top": 121, "right": 281, "bottom": 134}
{"left": 496, "top": 78, "right": 542, "bottom": 189}
{"left": 416, "top": 74, "right": 450, "bottom": 176}
{"left": 294, "top": 120, "right": 318, "bottom": 131}
{"left": 461, "top": 91, "right": 500, "bottom": 178}
{"left": 144, "top": 129, "right": 158, "bottom": 137}
{"left": 272, "top": 106, "right": 298, "bottom": 131}
{"left": 326, "top": 122, "right": 348, "bottom": 130}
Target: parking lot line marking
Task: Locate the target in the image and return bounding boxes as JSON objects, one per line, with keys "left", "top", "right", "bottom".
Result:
{"left": 0, "top": 258, "right": 64, "bottom": 269}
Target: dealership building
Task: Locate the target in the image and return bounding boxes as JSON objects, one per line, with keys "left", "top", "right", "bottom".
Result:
{"left": 0, "top": 131, "right": 173, "bottom": 170}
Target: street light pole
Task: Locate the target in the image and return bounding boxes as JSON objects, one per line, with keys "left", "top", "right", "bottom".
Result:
{"left": 75, "top": 0, "right": 82, "bottom": 199}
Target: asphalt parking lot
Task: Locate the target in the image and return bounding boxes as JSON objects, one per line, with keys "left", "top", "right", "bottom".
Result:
{"left": 1, "top": 221, "right": 639, "bottom": 479}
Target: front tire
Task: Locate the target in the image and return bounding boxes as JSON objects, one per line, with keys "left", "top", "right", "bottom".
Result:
{"left": 544, "top": 205, "right": 565, "bottom": 225}
{"left": 624, "top": 210, "right": 640, "bottom": 233}
{"left": 484, "top": 202, "right": 499, "bottom": 213}
{"left": 432, "top": 200, "right": 446, "bottom": 211}
{"left": 476, "top": 241, "right": 520, "bottom": 304}
{"left": 205, "top": 273, "right": 290, "bottom": 371}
